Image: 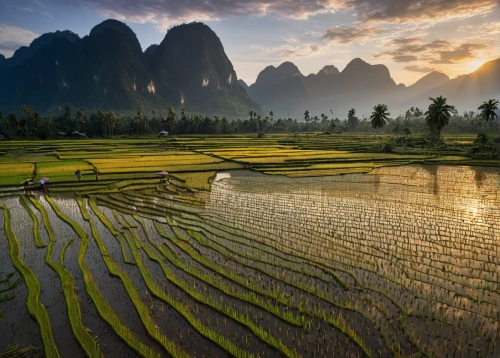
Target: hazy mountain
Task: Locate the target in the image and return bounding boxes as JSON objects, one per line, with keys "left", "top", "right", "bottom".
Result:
{"left": 422, "top": 59, "right": 500, "bottom": 105}
{"left": 245, "top": 58, "right": 499, "bottom": 118}
{"left": 247, "top": 62, "right": 309, "bottom": 117}
{"left": 238, "top": 79, "right": 249, "bottom": 90}
{"left": 303, "top": 65, "right": 340, "bottom": 97}
{"left": 247, "top": 58, "right": 399, "bottom": 118}
{"left": 0, "top": 20, "right": 260, "bottom": 117}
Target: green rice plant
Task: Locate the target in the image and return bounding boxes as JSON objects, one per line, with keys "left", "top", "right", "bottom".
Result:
{"left": 124, "top": 227, "right": 258, "bottom": 358}
{"left": 0, "top": 344, "right": 38, "bottom": 357}
{"left": 19, "top": 196, "right": 46, "bottom": 248}
{"left": 0, "top": 204, "right": 59, "bottom": 358}
{"left": 0, "top": 163, "right": 34, "bottom": 176}
{"left": 172, "top": 172, "right": 215, "bottom": 191}
{"left": 71, "top": 200, "right": 161, "bottom": 358}
{"left": 30, "top": 196, "right": 102, "bottom": 358}
{"left": 77, "top": 199, "right": 189, "bottom": 358}
{"left": 36, "top": 160, "right": 95, "bottom": 177}
{"left": 151, "top": 219, "right": 306, "bottom": 325}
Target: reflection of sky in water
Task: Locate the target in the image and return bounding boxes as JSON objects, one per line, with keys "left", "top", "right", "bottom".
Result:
{"left": 205, "top": 165, "right": 500, "bottom": 323}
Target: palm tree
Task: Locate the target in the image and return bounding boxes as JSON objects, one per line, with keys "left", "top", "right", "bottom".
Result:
{"left": 22, "top": 104, "right": 32, "bottom": 137}
{"left": 304, "top": 110, "right": 310, "bottom": 122}
{"left": 474, "top": 132, "right": 488, "bottom": 156}
{"left": 478, "top": 99, "right": 499, "bottom": 128}
{"left": 424, "top": 95, "right": 455, "bottom": 138}
{"left": 370, "top": 104, "right": 390, "bottom": 130}
{"left": 76, "top": 107, "right": 85, "bottom": 132}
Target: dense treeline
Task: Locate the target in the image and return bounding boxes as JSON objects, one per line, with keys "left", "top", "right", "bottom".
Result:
{"left": 0, "top": 97, "right": 498, "bottom": 140}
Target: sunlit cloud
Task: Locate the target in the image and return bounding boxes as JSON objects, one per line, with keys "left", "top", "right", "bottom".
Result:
{"left": 375, "top": 38, "right": 489, "bottom": 65}
{"left": 345, "top": 0, "right": 498, "bottom": 23}
{"left": 404, "top": 65, "right": 436, "bottom": 73}
{"left": 431, "top": 43, "right": 489, "bottom": 64}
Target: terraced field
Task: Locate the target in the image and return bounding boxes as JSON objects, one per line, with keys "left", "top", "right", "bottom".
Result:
{"left": 1, "top": 135, "right": 500, "bottom": 357}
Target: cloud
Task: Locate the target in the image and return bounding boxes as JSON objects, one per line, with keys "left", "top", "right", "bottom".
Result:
{"left": 376, "top": 38, "right": 481, "bottom": 64}
{"left": 432, "top": 43, "right": 488, "bottom": 63}
{"left": 321, "top": 25, "right": 380, "bottom": 44}
{"left": 393, "top": 55, "right": 417, "bottom": 62}
{"left": 64, "top": 0, "right": 347, "bottom": 31}
{"left": 344, "top": 0, "right": 498, "bottom": 23}
{"left": 404, "top": 65, "right": 436, "bottom": 73}
{"left": 457, "top": 21, "right": 500, "bottom": 36}
{"left": 253, "top": 40, "right": 325, "bottom": 59}
{"left": 0, "top": 24, "right": 38, "bottom": 58}
{"left": 392, "top": 37, "right": 420, "bottom": 45}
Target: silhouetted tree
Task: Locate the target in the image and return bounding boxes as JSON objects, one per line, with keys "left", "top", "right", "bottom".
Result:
{"left": 304, "top": 110, "right": 310, "bottom": 122}
{"left": 166, "top": 106, "right": 177, "bottom": 134}
{"left": 134, "top": 107, "right": 143, "bottom": 134}
{"left": 347, "top": 108, "right": 359, "bottom": 130}
{"left": 474, "top": 132, "right": 488, "bottom": 156}
{"left": 371, "top": 104, "right": 390, "bottom": 130}
{"left": 76, "top": 107, "right": 86, "bottom": 132}
{"left": 478, "top": 99, "right": 498, "bottom": 127}
{"left": 425, "top": 96, "right": 455, "bottom": 138}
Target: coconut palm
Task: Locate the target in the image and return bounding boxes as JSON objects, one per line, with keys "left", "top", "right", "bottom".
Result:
{"left": 478, "top": 99, "right": 499, "bottom": 127}
{"left": 370, "top": 104, "right": 390, "bottom": 130}
{"left": 474, "top": 132, "right": 488, "bottom": 156}
{"left": 424, "top": 95, "right": 455, "bottom": 138}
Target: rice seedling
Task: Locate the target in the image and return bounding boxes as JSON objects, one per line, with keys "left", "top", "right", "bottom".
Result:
{"left": 1, "top": 136, "right": 499, "bottom": 357}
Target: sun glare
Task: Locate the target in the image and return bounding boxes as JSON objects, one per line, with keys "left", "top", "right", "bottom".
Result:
{"left": 464, "top": 59, "right": 485, "bottom": 73}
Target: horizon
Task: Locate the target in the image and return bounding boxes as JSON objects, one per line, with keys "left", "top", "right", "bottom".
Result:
{"left": 1, "top": 0, "right": 499, "bottom": 86}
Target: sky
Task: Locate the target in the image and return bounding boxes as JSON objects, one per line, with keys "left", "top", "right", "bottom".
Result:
{"left": 0, "top": 0, "right": 499, "bottom": 86}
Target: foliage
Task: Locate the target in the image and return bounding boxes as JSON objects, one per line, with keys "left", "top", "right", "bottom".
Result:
{"left": 425, "top": 96, "right": 455, "bottom": 137}
{"left": 477, "top": 99, "right": 499, "bottom": 126}
{"left": 370, "top": 104, "right": 390, "bottom": 130}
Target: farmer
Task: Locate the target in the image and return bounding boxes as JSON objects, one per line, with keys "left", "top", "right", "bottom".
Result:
{"left": 75, "top": 169, "right": 82, "bottom": 181}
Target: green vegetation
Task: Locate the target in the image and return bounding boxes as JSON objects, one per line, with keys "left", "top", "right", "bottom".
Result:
{"left": 0, "top": 205, "right": 59, "bottom": 358}
{"left": 0, "top": 132, "right": 498, "bottom": 191}
{"left": 0, "top": 128, "right": 499, "bottom": 357}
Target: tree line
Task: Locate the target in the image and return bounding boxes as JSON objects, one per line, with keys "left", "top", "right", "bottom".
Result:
{"left": 0, "top": 97, "right": 497, "bottom": 140}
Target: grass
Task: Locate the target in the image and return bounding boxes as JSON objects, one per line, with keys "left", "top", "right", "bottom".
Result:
{"left": 0, "top": 204, "right": 59, "bottom": 358}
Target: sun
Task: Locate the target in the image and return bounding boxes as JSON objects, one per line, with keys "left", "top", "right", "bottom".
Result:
{"left": 464, "top": 58, "right": 485, "bottom": 73}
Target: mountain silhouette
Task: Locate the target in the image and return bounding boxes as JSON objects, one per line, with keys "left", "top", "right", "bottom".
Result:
{"left": 245, "top": 57, "right": 499, "bottom": 118}
{"left": 0, "top": 20, "right": 261, "bottom": 117}
{"left": 0, "top": 20, "right": 497, "bottom": 119}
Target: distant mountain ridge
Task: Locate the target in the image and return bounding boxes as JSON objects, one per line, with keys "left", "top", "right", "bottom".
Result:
{"left": 0, "top": 20, "right": 261, "bottom": 117}
{"left": 0, "top": 20, "right": 498, "bottom": 119}
{"left": 244, "top": 58, "right": 500, "bottom": 118}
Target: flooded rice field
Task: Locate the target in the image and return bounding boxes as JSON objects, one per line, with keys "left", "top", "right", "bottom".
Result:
{"left": 0, "top": 165, "right": 499, "bottom": 357}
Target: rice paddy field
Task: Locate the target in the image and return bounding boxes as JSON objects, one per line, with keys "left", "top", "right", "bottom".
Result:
{"left": 1, "top": 134, "right": 500, "bottom": 357}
